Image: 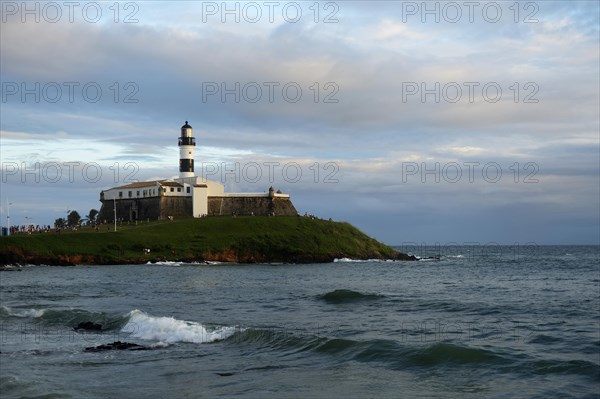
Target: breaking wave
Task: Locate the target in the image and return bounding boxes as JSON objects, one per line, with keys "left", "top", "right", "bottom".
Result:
{"left": 0, "top": 306, "right": 236, "bottom": 343}
{"left": 121, "top": 309, "right": 238, "bottom": 344}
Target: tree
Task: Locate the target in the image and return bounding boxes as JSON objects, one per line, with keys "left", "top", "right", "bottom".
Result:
{"left": 84, "top": 209, "right": 99, "bottom": 225}
{"left": 67, "top": 210, "right": 81, "bottom": 227}
{"left": 54, "top": 218, "right": 66, "bottom": 229}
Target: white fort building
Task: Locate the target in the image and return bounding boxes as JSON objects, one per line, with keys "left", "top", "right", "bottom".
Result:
{"left": 98, "top": 121, "right": 297, "bottom": 221}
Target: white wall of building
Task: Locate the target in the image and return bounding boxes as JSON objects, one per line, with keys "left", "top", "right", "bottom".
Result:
{"left": 101, "top": 183, "right": 161, "bottom": 201}
{"left": 160, "top": 184, "right": 189, "bottom": 197}
{"left": 192, "top": 186, "right": 208, "bottom": 217}
{"left": 176, "top": 177, "right": 224, "bottom": 196}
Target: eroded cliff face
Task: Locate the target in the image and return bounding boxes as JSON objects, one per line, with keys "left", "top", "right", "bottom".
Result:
{"left": 0, "top": 248, "right": 100, "bottom": 266}
{"left": 0, "top": 246, "right": 415, "bottom": 266}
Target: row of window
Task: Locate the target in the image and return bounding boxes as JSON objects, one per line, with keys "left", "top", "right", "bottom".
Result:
{"left": 118, "top": 188, "right": 158, "bottom": 198}
{"left": 116, "top": 186, "right": 191, "bottom": 197}
{"left": 162, "top": 187, "right": 190, "bottom": 193}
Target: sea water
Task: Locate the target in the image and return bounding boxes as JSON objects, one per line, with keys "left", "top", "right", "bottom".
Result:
{"left": 0, "top": 245, "right": 598, "bottom": 398}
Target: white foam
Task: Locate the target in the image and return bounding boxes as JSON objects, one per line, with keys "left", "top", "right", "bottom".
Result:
{"left": 149, "top": 261, "right": 213, "bottom": 266}
{"left": 333, "top": 258, "right": 384, "bottom": 263}
{"left": 150, "top": 261, "right": 186, "bottom": 266}
{"left": 334, "top": 257, "right": 350, "bottom": 262}
{"left": 121, "top": 310, "right": 237, "bottom": 344}
{"left": 5, "top": 307, "right": 47, "bottom": 318}
{"left": 150, "top": 341, "right": 171, "bottom": 348}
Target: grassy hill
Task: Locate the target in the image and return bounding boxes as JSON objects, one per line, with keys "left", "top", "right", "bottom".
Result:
{"left": 0, "top": 216, "right": 416, "bottom": 265}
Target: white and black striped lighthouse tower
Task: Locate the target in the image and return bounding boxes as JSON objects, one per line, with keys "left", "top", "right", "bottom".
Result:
{"left": 178, "top": 121, "right": 196, "bottom": 178}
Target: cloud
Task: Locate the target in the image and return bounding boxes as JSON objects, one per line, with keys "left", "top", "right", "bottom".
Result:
{"left": 1, "top": 1, "right": 598, "bottom": 243}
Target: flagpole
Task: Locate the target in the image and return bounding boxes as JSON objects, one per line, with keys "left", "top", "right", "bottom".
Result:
{"left": 113, "top": 198, "right": 117, "bottom": 232}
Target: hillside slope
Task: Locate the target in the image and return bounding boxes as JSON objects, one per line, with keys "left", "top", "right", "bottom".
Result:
{"left": 0, "top": 216, "right": 416, "bottom": 265}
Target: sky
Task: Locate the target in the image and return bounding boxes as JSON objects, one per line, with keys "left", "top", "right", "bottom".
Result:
{"left": 1, "top": 1, "right": 599, "bottom": 245}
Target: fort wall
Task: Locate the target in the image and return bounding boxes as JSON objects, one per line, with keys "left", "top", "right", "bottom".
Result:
{"left": 98, "top": 197, "right": 192, "bottom": 222}
{"left": 207, "top": 196, "right": 297, "bottom": 216}
{"left": 98, "top": 196, "right": 297, "bottom": 221}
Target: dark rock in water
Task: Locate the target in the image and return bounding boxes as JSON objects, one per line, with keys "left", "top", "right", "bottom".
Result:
{"left": 216, "top": 372, "right": 235, "bottom": 377}
{"left": 319, "top": 289, "right": 383, "bottom": 304}
{"left": 84, "top": 341, "right": 148, "bottom": 352}
{"left": 74, "top": 321, "right": 103, "bottom": 332}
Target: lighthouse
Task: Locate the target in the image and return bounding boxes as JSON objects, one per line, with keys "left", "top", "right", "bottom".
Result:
{"left": 178, "top": 121, "right": 196, "bottom": 178}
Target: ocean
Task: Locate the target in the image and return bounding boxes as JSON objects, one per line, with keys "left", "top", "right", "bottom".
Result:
{"left": 0, "top": 245, "right": 598, "bottom": 398}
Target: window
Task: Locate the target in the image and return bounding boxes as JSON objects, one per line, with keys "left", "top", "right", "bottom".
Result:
{"left": 170, "top": 187, "right": 174, "bottom": 192}
{"left": 186, "top": 187, "right": 190, "bottom": 193}
{"left": 119, "top": 191, "right": 123, "bottom": 198}
{"left": 163, "top": 188, "right": 166, "bottom": 193}
{"left": 128, "top": 191, "right": 132, "bottom": 198}
{"left": 137, "top": 191, "right": 140, "bottom": 196}
{"left": 177, "top": 188, "right": 182, "bottom": 192}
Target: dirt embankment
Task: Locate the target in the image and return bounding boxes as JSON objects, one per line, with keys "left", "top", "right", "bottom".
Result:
{"left": 0, "top": 247, "right": 416, "bottom": 266}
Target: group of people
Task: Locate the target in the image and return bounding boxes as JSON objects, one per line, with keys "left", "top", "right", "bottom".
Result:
{"left": 6, "top": 221, "right": 104, "bottom": 235}
{"left": 7, "top": 224, "right": 52, "bottom": 235}
{"left": 303, "top": 212, "right": 320, "bottom": 220}
{"left": 54, "top": 225, "right": 84, "bottom": 233}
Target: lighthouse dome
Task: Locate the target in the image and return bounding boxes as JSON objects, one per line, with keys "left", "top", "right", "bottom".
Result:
{"left": 182, "top": 121, "right": 192, "bottom": 129}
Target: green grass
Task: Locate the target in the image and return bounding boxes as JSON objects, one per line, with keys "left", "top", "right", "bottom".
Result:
{"left": 0, "top": 216, "right": 411, "bottom": 265}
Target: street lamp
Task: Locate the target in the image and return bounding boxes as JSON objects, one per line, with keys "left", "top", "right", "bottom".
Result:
{"left": 6, "top": 200, "right": 12, "bottom": 236}
{"left": 113, "top": 198, "right": 117, "bottom": 232}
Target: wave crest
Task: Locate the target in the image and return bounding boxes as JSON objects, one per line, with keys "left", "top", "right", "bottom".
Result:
{"left": 227, "top": 328, "right": 507, "bottom": 369}
{"left": 1, "top": 306, "right": 47, "bottom": 318}
{"left": 121, "top": 309, "right": 237, "bottom": 344}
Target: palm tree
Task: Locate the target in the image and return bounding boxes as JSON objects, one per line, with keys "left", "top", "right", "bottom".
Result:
{"left": 83, "top": 209, "right": 99, "bottom": 225}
